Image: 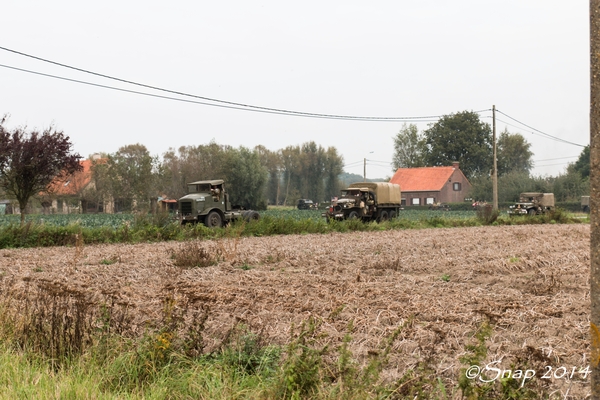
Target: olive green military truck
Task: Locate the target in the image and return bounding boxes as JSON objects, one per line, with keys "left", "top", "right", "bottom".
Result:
{"left": 507, "top": 192, "right": 555, "bottom": 216}
{"left": 323, "top": 182, "right": 402, "bottom": 222}
{"left": 178, "top": 179, "right": 259, "bottom": 227}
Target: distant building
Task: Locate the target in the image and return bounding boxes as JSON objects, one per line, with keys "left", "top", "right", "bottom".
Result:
{"left": 158, "top": 197, "right": 178, "bottom": 213}
{"left": 42, "top": 157, "right": 113, "bottom": 214}
{"left": 0, "top": 199, "right": 15, "bottom": 215}
{"left": 390, "top": 162, "right": 471, "bottom": 206}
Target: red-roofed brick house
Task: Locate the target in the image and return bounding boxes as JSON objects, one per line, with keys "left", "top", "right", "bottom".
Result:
{"left": 42, "top": 157, "right": 114, "bottom": 214}
{"left": 389, "top": 162, "right": 471, "bottom": 206}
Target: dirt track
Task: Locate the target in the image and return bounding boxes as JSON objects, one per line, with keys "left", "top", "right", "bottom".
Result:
{"left": 0, "top": 224, "right": 591, "bottom": 397}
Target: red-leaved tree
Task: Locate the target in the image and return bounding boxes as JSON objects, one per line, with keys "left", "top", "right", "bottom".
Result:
{"left": 0, "top": 117, "right": 83, "bottom": 225}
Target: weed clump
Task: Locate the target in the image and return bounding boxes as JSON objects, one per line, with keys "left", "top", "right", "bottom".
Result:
{"left": 170, "top": 241, "right": 216, "bottom": 268}
{"left": 476, "top": 205, "right": 500, "bottom": 225}
{"left": 218, "top": 324, "right": 280, "bottom": 377}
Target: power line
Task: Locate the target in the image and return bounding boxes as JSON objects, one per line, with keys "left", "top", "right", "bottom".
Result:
{"left": 343, "top": 160, "right": 365, "bottom": 168}
{"left": 495, "top": 109, "right": 586, "bottom": 147}
{"left": 533, "top": 155, "right": 579, "bottom": 162}
{"left": 2, "top": 46, "right": 579, "bottom": 153}
{"left": 0, "top": 45, "right": 457, "bottom": 122}
{"left": 2, "top": 62, "right": 451, "bottom": 123}
{"left": 494, "top": 117, "right": 586, "bottom": 148}
{"left": 534, "top": 161, "right": 574, "bottom": 167}
{"left": 0, "top": 63, "right": 305, "bottom": 118}
{"left": 368, "top": 159, "right": 393, "bottom": 164}
{"left": 486, "top": 116, "right": 585, "bottom": 148}
{"left": 366, "top": 162, "right": 393, "bottom": 168}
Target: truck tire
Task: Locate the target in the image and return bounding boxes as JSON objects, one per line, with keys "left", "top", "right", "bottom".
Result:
{"left": 379, "top": 210, "right": 389, "bottom": 221}
{"left": 244, "top": 211, "right": 260, "bottom": 221}
{"left": 204, "top": 211, "right": 223, "bottom": 228}
{"left": 389, "top": 210, "right": 396, "bottom": 219}
{"left": 348, "top": 211, "right": 359, "bottom": 220}
{"left": 527, "top": 208, "right": 536, "bottom": 216}
{"left": 584, "top": 205, "right": 590, "bottom": 214}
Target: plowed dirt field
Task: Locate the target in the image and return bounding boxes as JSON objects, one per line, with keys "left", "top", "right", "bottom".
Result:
{"left": 0, "top": 224, "right": 590, "bottom": 397}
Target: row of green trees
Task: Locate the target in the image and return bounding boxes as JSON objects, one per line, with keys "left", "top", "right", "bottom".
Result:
{"left": 392, "top": 110, "right": 589, "bottom": 202}
{"left": 0, "top": 110, "right": 589, "bottom": 219}
{"left": 86, "top": 141, "right": 344, "bottom": 211}
{"left": 392, "top": 111, "right": 534, "bottom": 178}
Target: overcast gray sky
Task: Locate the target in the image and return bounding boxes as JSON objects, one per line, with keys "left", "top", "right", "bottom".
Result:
{"left": 0, "top": 1, "right": 589, "bottom": 179}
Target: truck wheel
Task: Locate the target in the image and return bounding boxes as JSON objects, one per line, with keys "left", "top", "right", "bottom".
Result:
{"left": 389, "top": 210, "right": 396, "bottom": 219}
{"left": 379, "top": 210, "right": 389, "bottom": 222}
{"left": 244, "top": 211, "right": 260, "bottom": 221}
{"left": 348, "top": 211, "right": 359, "bottom": 219}
{"left": 527, "top": 208, "right": 536, "bottom": 216}
{"left": 204, "top": 211, "right": 223, "bottom": 228}
{"left": 584, "top": 205, "right": 590, "bottom": 214}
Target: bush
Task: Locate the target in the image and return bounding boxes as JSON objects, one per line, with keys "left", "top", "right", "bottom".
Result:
{"left": 170, "top": 241, "right": 217, "bottom": 268}
{"left": 218, "top": 325, "right": 281, "bottom": 377}
{"left": 476, "top": 205, "right": 499, "bottom": 225}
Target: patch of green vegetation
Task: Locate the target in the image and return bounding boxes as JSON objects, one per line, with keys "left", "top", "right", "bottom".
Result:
{"left": 0, "top": 208, "right": 586, "bottom": 249}
{"left": 458, "top": 321, "right": 548, "bottom": 399}
{"left": 0, "top": 280, "right": 563, "bottom": 400}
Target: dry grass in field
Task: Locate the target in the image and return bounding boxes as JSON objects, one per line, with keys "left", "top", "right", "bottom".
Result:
{"left": 0, "top": 224, "right": 590, "bottom": 397}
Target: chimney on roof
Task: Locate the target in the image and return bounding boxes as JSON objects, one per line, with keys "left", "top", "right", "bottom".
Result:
{"left": 452, "top": 161, "right": 459, "bottom": 169}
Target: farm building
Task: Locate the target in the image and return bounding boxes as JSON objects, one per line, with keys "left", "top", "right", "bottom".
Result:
{"left": 42, "top": 156, "right": 114, "bottom": 214}
{"left": 390, "top": 162, "right": 471, "bottom": 206}
{"left": 158, "top": 197, "right": 178, "bottom": 213}
{"left": 0, "top": 199, "right": 16, "bottom": 215}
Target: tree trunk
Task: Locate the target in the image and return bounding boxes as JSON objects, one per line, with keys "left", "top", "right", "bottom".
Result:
{"left": 283, "top": 170, "right": 290, "bottom": 206}
{"left": 18, "top": 199, "right": 27, "bottom": 226}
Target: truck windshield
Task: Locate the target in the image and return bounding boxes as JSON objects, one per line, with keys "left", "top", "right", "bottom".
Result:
{"left": 188, "top": 184, "right": 211, "bottom": 193}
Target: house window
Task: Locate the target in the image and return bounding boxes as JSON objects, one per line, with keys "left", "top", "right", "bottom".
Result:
{"left": 426, "top": 197, "right": 435, "bottom": 205}
{"left": 453, "top": 182, "right": 461, "bottom": 191}
{"left": 411, "top": 198, "right": 420, "bottom": 205}
{"left": 401, "top": 198, "right": 406, "bottom": 206}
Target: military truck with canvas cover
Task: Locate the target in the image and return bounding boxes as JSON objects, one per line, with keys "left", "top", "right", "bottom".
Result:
{"left": 507, "top": 192, "right": 555, "bottom": 216}
{"left": 178, "top": 179, "right": 259, "bottom": 227}
{"left": 324, "top": 182, "right": 402, "bottom": 222}
{"left": 582, "top": 195, "right": 590, "bottom": 213}
{"left": 297, "top": 199, "right": 317, "bottom": 210}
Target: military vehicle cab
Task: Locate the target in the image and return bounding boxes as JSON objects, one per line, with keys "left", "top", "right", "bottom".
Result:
{"left": 178, "top": 179, "right": 258, "bottom": 227}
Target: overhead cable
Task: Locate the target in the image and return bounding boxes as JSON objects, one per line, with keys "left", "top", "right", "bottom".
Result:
{"left": 496, "top": 109, "right": 585, "bottom": 147}
{"left": 0, "top": 45, "right": 456, "bottom": 122}
{"left": 533, "top": 155, "right": 579, "bottom": 162}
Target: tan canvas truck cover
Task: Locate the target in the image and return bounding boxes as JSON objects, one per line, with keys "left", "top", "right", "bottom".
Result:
{"left": 348, "top": 182, "right": 401, "bottom": 205}
{"left": 582, "top": 196, "right": 590, "bottom": 206}
{"left": 518, "top": 192, "right": 554, "bottom": 207}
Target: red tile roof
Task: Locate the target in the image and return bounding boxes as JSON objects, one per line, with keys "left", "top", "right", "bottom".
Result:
{"left": 45, "top": 159, "right": 97, "bottom": 196}
{"left": 390, "top": 166, "right": 456, "bottom": 192}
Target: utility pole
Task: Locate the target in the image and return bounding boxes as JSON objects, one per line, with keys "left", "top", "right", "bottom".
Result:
{"left": 363, "top": 151, "right": 373, "bottom": 182}
{"left": 591, "top": 1, "right": 600, "bottom": 397}
{"left": 492, "top": 105, "right": 498, "bottom": 211}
